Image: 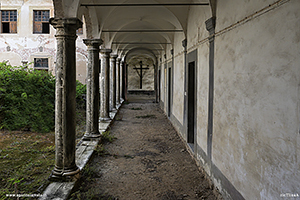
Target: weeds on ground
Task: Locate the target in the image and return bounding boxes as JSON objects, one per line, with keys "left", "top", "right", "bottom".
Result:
{"left": 115, "top": 116, "right": 122, "bottom": 121}
{"left": 101, "top": 130, "right": 116, "bottom": 143}
{"left": 136, "top": 114, "right": 156, "bottom": 119}
{"left": 70, "top": 149, "right": 117, "bottom": 199}
{"left": 130, "top": 107, "right": 142, "bottom": 110}
{"left": 69, "top": 165, "right": 103, "bottom": 200}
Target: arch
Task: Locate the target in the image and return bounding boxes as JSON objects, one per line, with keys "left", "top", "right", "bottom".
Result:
{"left": 52, "top": 0, "right": 81, "bottom": 18}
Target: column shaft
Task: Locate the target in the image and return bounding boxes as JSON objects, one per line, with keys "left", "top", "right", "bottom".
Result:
{"left": 110, "top": 54, "right": 117, "bottom": 111}
{"left": 100, "top": 49, "right": 112, "bottom": 121}
{"left": 50, "top": 18, "right": 82, "bottom": 180}
{"left": 116, "top": 58, "right": 121, "bottom": 105}
{"left": 121, "top": 61, "right": 125, "bottom": 100}
{"left": 83, "top": 39, "right": 103, "bottom": 139}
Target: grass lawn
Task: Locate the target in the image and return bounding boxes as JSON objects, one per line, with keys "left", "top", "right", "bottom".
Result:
{"left": 0, "top": 107, "right": 86, "bottom": 200}
{"left": 0, "top": 131, "right": 55, "bottom": 199}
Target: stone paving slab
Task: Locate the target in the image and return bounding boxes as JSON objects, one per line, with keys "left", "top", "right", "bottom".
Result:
{"left": 39, "top": 100, "right": 123, "bottom": 200}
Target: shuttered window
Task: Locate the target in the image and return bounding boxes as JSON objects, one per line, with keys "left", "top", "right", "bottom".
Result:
{"left": 33, "top": 10, "right": 49, "bottom": 34}
{"left": 1, "top": 10, "right": 17, "bottom": 33}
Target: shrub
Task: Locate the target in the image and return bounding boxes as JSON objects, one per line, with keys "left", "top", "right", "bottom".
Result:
{"left": 0, "top": 62, "right": 87, "bottom": 133}
{"left": 76, "top": 80, "right": 86, "bottom": 109}
{"left": 0, "top": 62, "right": 56, "bottom": 132}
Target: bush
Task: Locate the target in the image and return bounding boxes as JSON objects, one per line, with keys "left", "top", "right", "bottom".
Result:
{"left": 0, "top": 62, "right": 56, "bottom": 132}
{"left": 76, "top": 80, "right": 86, "bottom": 109}
{"left": 0, "top": 62, "right": 87, "bottom": 133}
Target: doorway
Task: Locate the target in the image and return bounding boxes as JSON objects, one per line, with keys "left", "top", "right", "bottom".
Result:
{"left": 158, "top": 69, "right": 161, "bottom": 102}
{"left": 187, "top": 61, "right": 195, "bottom": 149}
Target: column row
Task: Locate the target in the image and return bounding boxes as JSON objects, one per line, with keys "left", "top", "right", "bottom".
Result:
{"left": 49, "top": 17, "right": 124, "bottom": 181}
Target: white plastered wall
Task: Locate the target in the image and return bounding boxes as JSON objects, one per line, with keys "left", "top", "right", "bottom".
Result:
{"left": 172, "top": 32, "right": 185, "bottom": 125}
{"left": 186, "top": 5, "right": 211, "bottom": 156}
{"left": 212, "top": 0, "right": 300, "bottom": 199}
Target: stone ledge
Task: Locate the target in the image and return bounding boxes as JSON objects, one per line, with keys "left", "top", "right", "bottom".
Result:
{"left": 39, "top": 99, "right": 124, "bottom": 200}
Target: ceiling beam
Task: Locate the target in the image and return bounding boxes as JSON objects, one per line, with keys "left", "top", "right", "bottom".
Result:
{"left": 81, "top": 3, "right": 209, "bottom": 7}
{"left": 102, "top": 29, "right": 183, "bottom": 33}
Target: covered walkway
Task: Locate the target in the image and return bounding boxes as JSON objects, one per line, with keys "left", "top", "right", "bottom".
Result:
{"left": 70, "top": 94, "right": 222, "bottom": 199}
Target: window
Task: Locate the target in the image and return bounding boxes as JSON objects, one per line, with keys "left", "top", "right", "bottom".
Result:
{"left": 1, "top": 10, "right": 17, "bottom": 33}
{"left": 34, "top": 58, "right": 48, "bottom": 70}
{"left": 33, "top": 10, "right": 49, "bottom": 34}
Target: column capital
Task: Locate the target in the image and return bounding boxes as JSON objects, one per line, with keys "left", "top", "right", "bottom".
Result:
{"left": 182, "top": 38, "right": 187, "bottom": 49}
{"left": 100, "top": 48, "right": 112, "bottom": 54}
{"left": 116, "top": 58, "right": 121, "bottom": 63}
{"left": 110, "top": 54, "right": 118, "bottom": 59}
{"left": 50, "top": 18, "right": 82, "bottom": 31}
{"left": 100, "top": 49, "right": 112, "bottom": 58}
{"left": 205, "top": 17, "right": 216, "bottom": 35}
{"left": 83, "top": 39, "right": 103, "bottom": 48}
{"left": 170, "top": 49, "right": 174, "bottom": 56}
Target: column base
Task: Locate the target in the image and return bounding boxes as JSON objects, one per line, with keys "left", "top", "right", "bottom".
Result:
{"left": 83, "top": 132, "right": 101, "bottom": 140}
{"left": 99, "top": 117, "right": 111, "bottom": 122}
{"left": 49, "top": 166, "right": 80, "bottom": 182}
{"left": 110, "top": 107, "right": 117, "bottom": 112}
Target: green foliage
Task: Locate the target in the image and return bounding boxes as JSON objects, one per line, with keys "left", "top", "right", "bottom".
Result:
{"left": 76, "top": 80, "right": 86, "bottom": 108}
{"left": 101, "top": 130, "right": 116, "bottom": 143}
{"left": 0, "top": 62, "right": 87, "bottom": 133}
{"left": 0, "top": 62, "right": 55, "bottom": 133}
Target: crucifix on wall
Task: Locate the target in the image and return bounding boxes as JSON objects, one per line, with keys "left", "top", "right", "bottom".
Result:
{"left": 133, "top": 61, "right": 149, "bottom": 89}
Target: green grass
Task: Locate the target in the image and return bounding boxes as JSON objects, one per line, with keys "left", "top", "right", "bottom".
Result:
{"left": 0, "top": 131, "right": 55, "bottom": 199}
{"left": 0, "top": 107, "right": 86, "bottom": 200}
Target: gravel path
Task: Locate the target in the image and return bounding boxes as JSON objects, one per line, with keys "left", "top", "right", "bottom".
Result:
{"left": 70, "top": 94, "right": 222, "bottom": 200}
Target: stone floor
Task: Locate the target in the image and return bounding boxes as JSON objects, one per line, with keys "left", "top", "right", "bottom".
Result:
{"left": 69, "top": 94, "right": 222, "bottom": 200}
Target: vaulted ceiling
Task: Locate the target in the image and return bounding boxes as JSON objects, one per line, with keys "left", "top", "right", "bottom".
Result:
{"left": 54, "top": 0, "right": 213, "bottom": 63}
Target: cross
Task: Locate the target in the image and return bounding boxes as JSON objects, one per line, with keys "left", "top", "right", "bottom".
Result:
{"left": 133, "top": 61, "right": 149, "bottom": 89}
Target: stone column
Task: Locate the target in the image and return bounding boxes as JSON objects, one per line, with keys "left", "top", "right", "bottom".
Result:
{"left": 83, "top": 39, "right": 103, "bottom": 139}
{"left": 116, "top": 58, "right": 121, "bottom": 105}
{"left": 100, "top": 49, "right": 112, "bottom": 121}
{"left": 49, "top": 18, "right": 82, "bottom": 181}
{"left": 121, "top": 61, "right": 126, "bottom": 100}
{"left": 110, "top": 54, "right": 117, "bottom": 111}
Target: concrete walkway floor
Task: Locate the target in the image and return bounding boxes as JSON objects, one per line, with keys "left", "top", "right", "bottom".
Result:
{"left": 69, "top": 94, "right": 222, "bottom": 200}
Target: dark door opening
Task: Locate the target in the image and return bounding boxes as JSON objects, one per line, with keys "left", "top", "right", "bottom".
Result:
{"left": 187, "top": 61, "right": 195, "bottom": 149}
{"left": 158, "top": 69, "right": 161, "bottom": 102}
{"left": 168, "top": 67, "right": 171, "bottom": 117}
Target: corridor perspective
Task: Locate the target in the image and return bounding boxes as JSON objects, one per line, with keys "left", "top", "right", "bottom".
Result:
{"left": 69, "top": 94, "right": 222, "bottom": 199}
{"left": 1, "top": 0, "right": 299, "bottom": 199}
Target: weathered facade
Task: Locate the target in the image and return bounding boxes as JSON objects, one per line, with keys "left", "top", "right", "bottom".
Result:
{"left": 0, "top": 0, "right": 88, "bottom": 83}
{"left": 1, "top": 0, "right": 299, "bottom": 199}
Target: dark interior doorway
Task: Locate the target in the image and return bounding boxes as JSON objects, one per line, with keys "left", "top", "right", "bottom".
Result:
{"left": 168, "top": 67, "right": 171, "bottom": 117}
{"left": 187, "top": 61, "right": 195, "bottom": 149}
{"left": 158, "top": 69, "right": 161, "bottom": 102}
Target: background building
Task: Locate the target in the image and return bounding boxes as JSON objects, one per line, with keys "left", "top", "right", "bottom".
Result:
{"left": 0, "top": 0, "right": 88, "bottom": 83}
